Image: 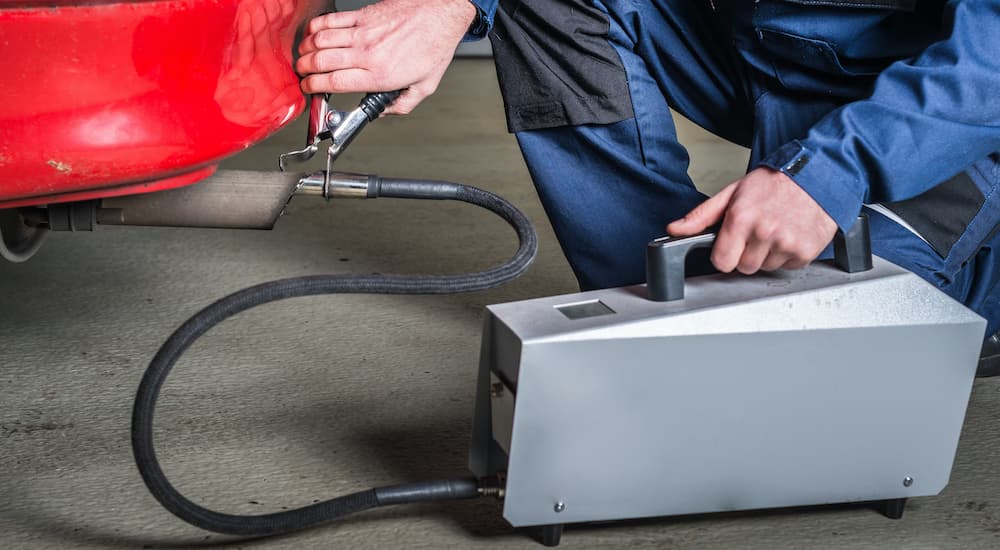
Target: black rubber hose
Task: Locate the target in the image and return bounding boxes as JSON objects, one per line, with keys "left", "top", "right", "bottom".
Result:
{"left": 360, "top": 91, "right": 403, "bottom": 120}
{"left": 131, "top": 179, "right": 535, "bottom": 537}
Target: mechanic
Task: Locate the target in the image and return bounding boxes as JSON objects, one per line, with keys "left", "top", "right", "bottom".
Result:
{"left": 296, "top": 0, "right": 1000, "bottom": 375}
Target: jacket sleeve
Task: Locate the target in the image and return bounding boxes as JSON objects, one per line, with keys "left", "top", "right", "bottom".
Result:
{"left": 464, "top": 0, "right": 499, "bottom": 41}
{"left": 756, "top": 0, "right": 1000, "bottom": 231}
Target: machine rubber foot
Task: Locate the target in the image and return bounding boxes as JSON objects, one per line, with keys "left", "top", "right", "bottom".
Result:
{"left": 876, "top": 498, "right": 907, "bottom": 519}
{"left": 538, "top": 524, "right": 564, "bottom": 547}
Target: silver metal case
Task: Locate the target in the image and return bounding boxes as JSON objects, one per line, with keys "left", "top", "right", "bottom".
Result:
{"left": 470, "top": 257, "right": 985, "bottom": 528}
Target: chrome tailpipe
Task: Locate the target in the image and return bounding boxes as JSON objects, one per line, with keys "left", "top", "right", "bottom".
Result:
{"left": 94, "top": 170, "right": 306, "bottom": 230}
{"left": 28, "top": 169, "right": 384, "bottom": 233}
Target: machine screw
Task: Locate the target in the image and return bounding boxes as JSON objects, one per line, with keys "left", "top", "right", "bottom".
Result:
{"left": 554, "top": 501, "right": 565, "bottom": 513}
{"left": 903, "top": 476, "right": 914, "bottom": 487}
{"left": 326, "top": 111, "right": 344, "bottom": 129}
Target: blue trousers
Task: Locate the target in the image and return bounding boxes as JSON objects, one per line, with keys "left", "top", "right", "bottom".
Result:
{"left": 512, "top": 0, "right": 1000, "bottom": 336}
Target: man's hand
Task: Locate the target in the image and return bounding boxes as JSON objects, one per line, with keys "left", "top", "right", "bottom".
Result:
{"left": 296, "top": 0, "right": 477, "bottom": 115}
{"left": 667, "top": 168, "right": 838, "bottom": 274}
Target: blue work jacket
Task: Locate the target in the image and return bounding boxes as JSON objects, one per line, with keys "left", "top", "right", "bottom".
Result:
{"left": 470, "top": 0, "right": 1000, "bottom": 273}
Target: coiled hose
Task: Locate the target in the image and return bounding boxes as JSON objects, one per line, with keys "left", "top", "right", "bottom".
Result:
{"left": 131, "top": 177, "right": 537, "bottom": 536}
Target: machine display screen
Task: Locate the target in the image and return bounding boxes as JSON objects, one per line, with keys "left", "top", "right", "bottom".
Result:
{"left": 556, "top": 300, "right": 616, "bottom": 320}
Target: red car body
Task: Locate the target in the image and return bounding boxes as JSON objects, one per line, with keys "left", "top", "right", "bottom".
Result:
{"left": 0, "top": 0, "right": 325, "bottom": 209}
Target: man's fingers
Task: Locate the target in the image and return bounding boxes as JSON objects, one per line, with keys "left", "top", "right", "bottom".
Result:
{"left": 296, "top": 48, "right": 361, "bottom": 76}
{"left": 735, "top": 237, "right": 771, "bottom": 275}
{"left": 759, "top": 251, "right": 791, "bottom": 272}
{"left": 299, "top": 28, "right": 356, "bottom": 54}
{"left": 783, "top": 257, "right": 812, "bottom": 269}
{"left": 296, "top": 0, "right": 477, "bottom": 115}
{"left": 666, "top": 183, "right": 736, "bottom": 237}
{"left": 301, "top": 69, "right": 378, "bottom": 94}
{"left": 666, "top": 167, "right": 837, "bottom": 276}
{"left": 307, "top": 11, "right": 360, "bottom": 34}
{"left": 383, "top": 88, "right": 424, "bottom": 115}
{"left": 711, "top": 218, "right": 746, "bottom": 273}
{"left": 667, "top": 183, "right": 739, "bottom": 273}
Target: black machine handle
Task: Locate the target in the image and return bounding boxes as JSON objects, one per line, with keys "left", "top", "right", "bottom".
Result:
{"left": 645, "top": 213, "right": 873, "bottom": 302}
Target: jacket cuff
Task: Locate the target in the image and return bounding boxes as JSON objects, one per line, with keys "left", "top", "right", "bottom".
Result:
{"left": 755, "top": 141, "right": 866, "bottom": 232}
{"left": 464, "top": 0, "right": 498, "bottom": 41}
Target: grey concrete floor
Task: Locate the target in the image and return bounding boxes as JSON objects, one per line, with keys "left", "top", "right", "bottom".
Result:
{"left": 2, "top": 59, "right": 999, "bottom": 549}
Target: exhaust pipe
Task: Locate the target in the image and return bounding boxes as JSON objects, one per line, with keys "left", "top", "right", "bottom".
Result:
{"left": 29, "top": 170, "right": 384, "bottom": 232}
{"left": 33, "top": 170, "right": 308, "bottom": 231}
{"left": 96, "top": 170, "right": 306, "bottom": 230}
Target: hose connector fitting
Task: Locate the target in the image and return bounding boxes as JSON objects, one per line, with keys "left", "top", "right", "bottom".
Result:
{"left": 477, "top": 473, "right": 507, "bottom": 500}
{"left": 296, "top": 171, "right": 381, "bottom": 200}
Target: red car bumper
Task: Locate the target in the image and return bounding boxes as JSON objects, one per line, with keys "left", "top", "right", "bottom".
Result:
{"left": 0, "top": 0, "right": 325, "bottom": 208}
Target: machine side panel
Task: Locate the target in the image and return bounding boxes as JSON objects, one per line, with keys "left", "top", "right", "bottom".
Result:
{"left": 502, "top": 322, "right": 983, "bottom": 527}
{"left": 470, "top": 313, "right": 498, "bottom": 477}
{"left": 470, "top": 313, "right": 521, "bottom": 478}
